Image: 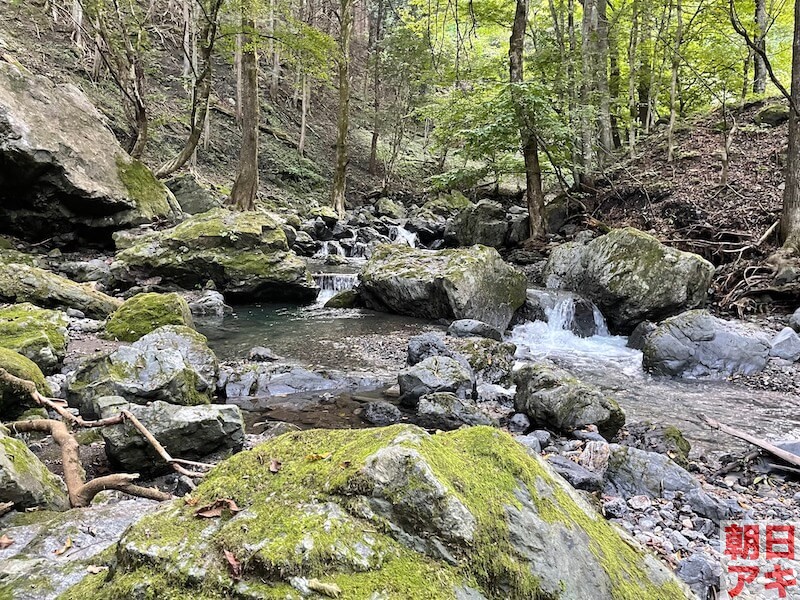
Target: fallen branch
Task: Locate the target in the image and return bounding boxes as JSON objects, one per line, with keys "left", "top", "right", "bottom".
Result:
{"left": 7, "top": 419, "right": 171, "bottom": 507}
{"left": 702, "top": 415, "right": 800, "bottom": 469}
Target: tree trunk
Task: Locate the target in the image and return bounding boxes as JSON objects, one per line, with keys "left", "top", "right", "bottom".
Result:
{"left": 368, "top": 0, "right": 384, "bottom": 175}
{"left": 609, "top": 21, "right": 622, "bottom": 149}
{"left": 299, "top": 72, "right": 309, "bottom": 156}
{"left": 228, "top": 0, "right": 259, "bottom": 211}
{"left": 753, "top": 0, "right": 767, "bottom": 94}
{"left": 595, "top": 0, "right": 613, "bottom": 165}
{"left": 667, "top": 0, "right": 682, "bottom": 163}
{"left": 510, "top": 0, "right": 547, "bottom": 239}
{"left": 627, "top": 0, "right": 639, "bottom": 157}
{"left": 331, "top": 0, "right": 353, "bottom": 217}
{"left": 781, "top": 0, "right": 800, "bottom": 249}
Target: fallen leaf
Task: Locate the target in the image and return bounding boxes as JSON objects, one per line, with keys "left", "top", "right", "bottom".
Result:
{"left": 185, "top": 497, "right": 199, "bottom": 506}
{"left": 223, "top": 549, "right": 242, "bottom": 580}
{"left": 54, "top": 537, "right": 73, "bottom": 556}
{"left": 340, "top": 460, "right": 352, "bottom": 468}
{"left": 86, "top": 565, "right": 108, "bottom": 574}
{"left": 307, "top": 578, "right": 341, "bottom": 598}
{"left": 306, "top": 452, "right": 332, "bottom": 462}
{"left": 269, "top": 458, "right": 282, "bottom": 474}
{"left": 0, "top": 534, "right": 14, "bottom": 549}
{"left": 195, "top": 498, "right": 241, "bottom": 519}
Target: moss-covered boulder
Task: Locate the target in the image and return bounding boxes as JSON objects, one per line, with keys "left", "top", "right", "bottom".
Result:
{"left": 111, "top": 208, "right": 317, "bottom": 301}
{"left": 0, "top": 431, "right": 69, "bottom": 511}
{"left": 360, "top": 244, "right": 527, "bottom": 331}
{"left": 543, "top": 227, "right": 714, "bottom": 333}
{"left": 446, "top": 199, "right": 510, "bottom": 248}
{"left": 105, "top": 292, "right": 194, "bottom": 342}
{"left": 67, "top": 326, "right": 218, "bottom": 417}
{"left": 0, "top": 62, "right": 180, "bottom": 245}
{"left": 513, "top": 361, "right": 625, "bottom": 439}
{"left": 754, "top": 103, "right": 789, "bottom": 126}
{"left": 375, "top": 197, "right": 406, "bottom": 220}
{"left": 65, "top": 425, "right": 691, "bottom": 599}
{"left": 0, "top": 262, "right": 121, "bottom": 319}
{"left": 0, "top": 347, "right": 52, "bottom": 419}
{"left": 0, "top": 303, "right": 68, "bottom": 373}
{"left": 407, "top": 191, "right": 474, "bottom": 244}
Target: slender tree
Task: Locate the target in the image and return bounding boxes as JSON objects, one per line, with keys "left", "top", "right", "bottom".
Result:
{"left": 753, "top": 0, "right": 767, "bottom": 94}
{"left": 331, "top": 0, "right": 353, "bottom": 217}
{"left": 781, "top": 0, "right": 800, "bottom": 249}
{"left": 509, "top": 0, "right": 547, "bottom": 238}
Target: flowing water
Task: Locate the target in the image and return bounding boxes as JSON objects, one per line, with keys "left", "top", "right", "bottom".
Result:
{"left": 509, "top": 296, "right": 800, "bottom": 452}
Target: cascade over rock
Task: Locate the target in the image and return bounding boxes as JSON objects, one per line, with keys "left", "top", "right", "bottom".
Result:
{"left": 543, "top": 227, "right": 714, "bottom": 333}
{"left": 0, "top": 62, "right": 180, "bottom": 245}
{"left": 359, "top": 244, "right": 527, "bottom": 331}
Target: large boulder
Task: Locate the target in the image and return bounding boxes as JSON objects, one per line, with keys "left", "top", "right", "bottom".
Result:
{"left": 69, "top": 426, "right": 691, "bottom": 599}
{"left": 0, "top": 431, "right": 69, "bottom": 511}
{"left": 67, "top": 325, "right": 218, "bottom": 417}
{"left": 111, "top": 208, "right": 317, "bottom": 301}
{"left": 513, "top": 361, "right": 625, "bottom": 439}
{"left": 0, "top": 303, "right": 67, "bottom": 373}
{"left": 360, "top": 244, "right": 527, "bottom": 331}
{"left": 446, "top": 200, "right": 509, "bottom": 247}
{"left": 544, "top": 227, "right": 714, "bottom": 333}
{"left": 104, "top": 292, "right": 194, "bottom": 342}
{"left": 0, "top": 62, "right": 179, "bottom": 245}
{"left": 97, "top": 398, "right": 244, "bottom": 473}
{"left": 0, "top": 263, "right": 120, "bottom": 318}
{"left": 642, "top": 310, "right": 771, "bottom": 377}
{"left": 0, "top": 347, "right": 52, "bottom": 419}
{"left": 164, "top": 172, "right": 222, "bottom": 215}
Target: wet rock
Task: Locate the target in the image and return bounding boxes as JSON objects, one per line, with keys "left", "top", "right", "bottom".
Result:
{"left": 675, "top": 553, "right": 722, "bottom": 600}
{"left": 165, "top": 172, "right": 222, "bottom": 215}
{"left": 769, "top": 327, "right": 800, "bottom": 361}
{"left": 248, "top": 346, "right": 280, "bottom": 362}
{"left": 104, "top": 292, "right": 194, "bottom": 342}
{"left": 0, "top": 263, "right": 120, "bottom": 319}
{"left": 447, "top": 319, "right": 502, "bottom": 341}
{"left": 512, "top": 289, "right": 606, "bottom": 337}
{"left": 446, "top": 200, "right": 509, "bottom": 248}
{"left": 67, "top": 325, "right": 218, "bottom": 417}
{"left": 363, "top": 400, "right": 402, "bottom": 426}
{"left": 544, "top": 227, "right": 714, "bottom": 333}
{"left": 324, "top": 289, "right": 360, "bottom": 309}
{"left": 0, "top": 348, "right": 51, "bottom": 418}
{"left": 398, "top": 356, "right": 474, "bottom": 407}
{"left": 360, "top": 244, "right": 527, "bottom": 331}
{"left": 416, "top": 392, "right": 494, "bottom": 430}
{"left": 642, "top": 310, "right": 770, "bottom": 377}
{"left": 604, "top": 445, "right": 729, "bottom": 522}
{"left": 0, "top": 303, "right": 67, "bottom": 373}
{"left": 80, "top": 426, "right": 691, "bottom": 599}
{"left": 0, "top": 431, "right": 69, "bottom": 511}
{"left": 0, "top": 498, "right": 159, "bottom": 599}
{"left": 111, "top": 208, "right": 317, "bottom": 302}
{"left": 0, "top": 62, "right": 179, "bottom": 244}
{"left": 98, "top": 399, "right": 244, "bottom": 473}
{"left": 546, "top": 455, "right": 604, "bottom": 492}
{"left": 627, "top": 320, "right": 657, "bottom": 350}
{"left": 513, "top": 361, "right": 625, "bottom": 439}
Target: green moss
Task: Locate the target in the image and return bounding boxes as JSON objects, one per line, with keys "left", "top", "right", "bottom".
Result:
{"left": 0, "top": 434, "right": 69, "bottom": 510}
{"left": 0, "top": 346, "right": 51, "bottom": 416}
{"left": 0, "top": 302, "right": 68, "bottom": 372}
{"left": 116, "top": 156, "right": 172, "bottom": 218}
{"left": 76, "top": 426, "right": 686, "bottom": 599}
{"left": 105, "top": 292, "right": 194, "bottom": 342}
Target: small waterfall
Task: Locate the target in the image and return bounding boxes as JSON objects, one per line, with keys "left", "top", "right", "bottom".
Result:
{"left": 313, "top": 273, "right": 358, "bottom": 306}
{"left": 545, "top": 297, "right": 609, "bottom": 336}
{"left": 388, "top": 226, "right": 418, "bottom": 248}
{"left": 313, "top": 241, "right": 345, "bottom": 258}
{"left": 591, "top": 305, "right": 610, "bottom": 336}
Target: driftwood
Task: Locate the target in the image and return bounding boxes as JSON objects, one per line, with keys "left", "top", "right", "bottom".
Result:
{"left": 702, "top": 415, "right": 800, "bottom": 470}
{"left": 0, "top": 368, "right": 214, "bottom": 507}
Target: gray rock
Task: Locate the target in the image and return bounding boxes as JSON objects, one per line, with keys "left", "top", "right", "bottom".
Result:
{"left": 546, "top": 455, "right": 604, "bottom": 492}
{"left": 0, "top": 432, "right": 69, "bottom": 511}
{"left": 544, "top": 227, "right": 714, "bottom": 333}
{"left": 790, "top": 307, "right": 800, "bottom": 333}
{"left": 360, "top": 244, "right": 527, "bottom": 331}
{"left": 363, "top": 400, "right": 402, "bottom": 426}
{"left": 416, "top": 392, "right": 494, "bottom": 430}
{"left": 447, "top": 319, "right": 503, "bottom": 341}
{"left": 446, "top": 200, "right": 509, "bottom": 248}
{"left": 99, "top": 400, "right": 244, "bottom": 473}
{"left": 449, "top": 337, "right": 516, "bottom": 386}
{"left": 627, "top": 320, "right": 657, "bottom": 350}
{"left": 475, "top": 383, "right": 515, "bottom": 406}
{"left": 603, "top": 497, "right": 628, "bottom": 518}
{"left": 676, "top": 553, "right": 722, "bottom": 600}
{"left": 55, "top": 259, "right": 113, "bottom": 287}
{"left": 67, "top": 325, "right": 218, "bottom": 417}
{"left": 374, "top": 197, "right": 406, "bottom": 219}
{"left": 0, "top": 62, "right": 179, "bottom": 244}
{"left": 398, "top": 356, "right": 474, "bottom": 407}
{"left": 513, "top": 361, "right": 625, "bottom": 439}
{"left": 604, "top": 444, "right": 729, "bottom": 522}
{"left": 407, "top": 332, "right": 451, "bottom": 366}
{"left": 186, "top": 290, "right": 228, "bottom": 317}
{"left": 508, "top": 413, "right": 531, "bottom": 434}
{"left": 515, "top": 434, "right": 541, "bottom": 454}
{"left": 642, "top": 310, "right": 770, "bottom": 377}
{"left": 531, "top": 429, "right": 553, "bottom": 447}
{"left": 769, "top": 327, "right": 800, "bottom": 361}
{"left": 165, "top": 173, "right": 222, "bottom": 215}
{"left": 248, "top": 346, "right": 280, "bottom": 362}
